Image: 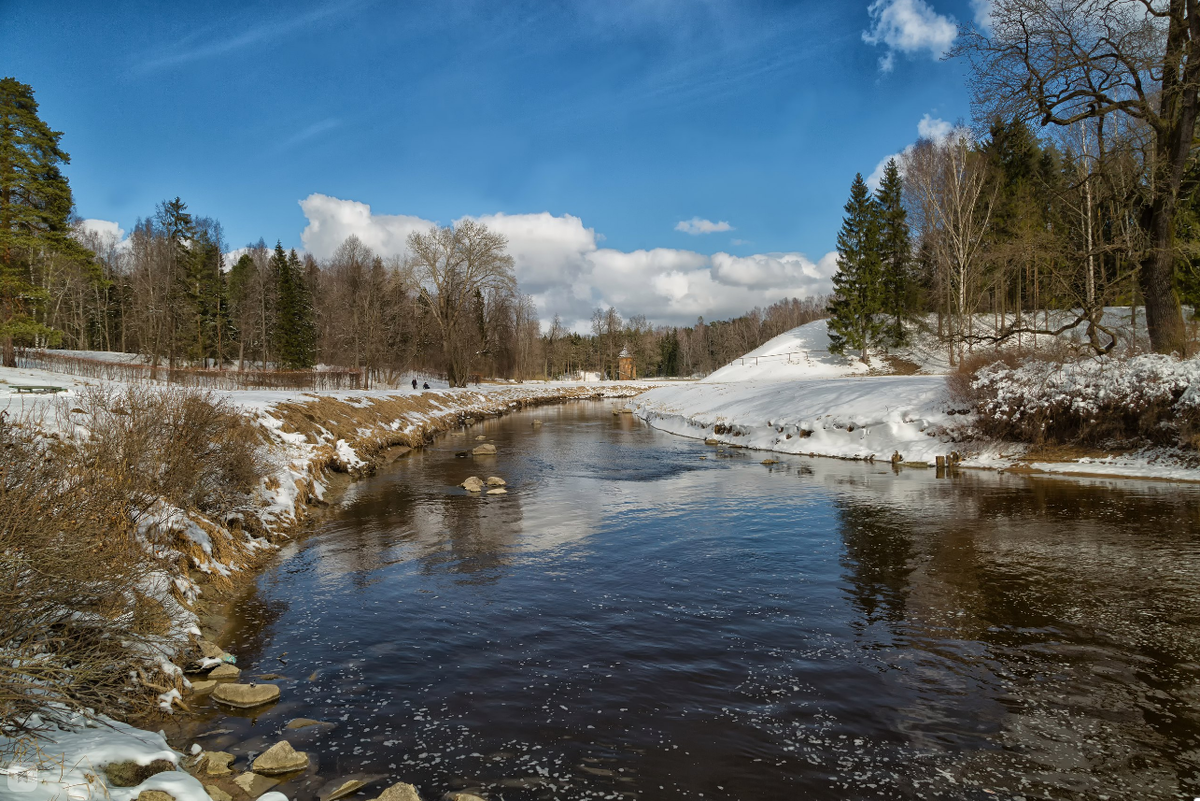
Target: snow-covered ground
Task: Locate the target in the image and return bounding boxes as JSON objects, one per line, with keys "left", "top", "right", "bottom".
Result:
{"left": 633, "top": 318, "right": 1200, "bottom": 483}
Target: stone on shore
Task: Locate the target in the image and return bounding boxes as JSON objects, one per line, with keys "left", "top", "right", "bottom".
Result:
{"left": 202, "top": 751, "right": 235, "bottom": 776}
{"left": 252, "top": 741, "right": 309, "bottom": 775}
{"left": 461, "top": 476, "right": 484, "bottom": 492}
{"left": 704, "top": 438, "right": 720, "bottom": 445}
{"left": 205, "top": 786, "right": 233, "bottom": 801}
{"left": 197, "top": 640, "right": 224, "bottom": 659}
{"left": 472, "top": 443, "right": 496, "bottom": 455}
{"left": 212, "top": 682, "right": 279, "bottom": 709}
{"left": 323, "top": 779, "right": 366, "bottom": 801}
{"left": 376, "top": 783, "right": 422, "bottom": 801}
{"left": 207, "top": 663, "right": 240, "bottom": 680}
{"left": 135, "top": 791, "right": 174, "bottom": 801}
{"left": 485, "top": 476, "right": 506, "bottom": 486}
{"left": 102, "top": 759, "right": 174, "bottom": 787}
{"left": 190, "top": 680, "right": 216, "bottom": 694}
{"left": 233, "top": 772, "right": 280, "bottom": 796}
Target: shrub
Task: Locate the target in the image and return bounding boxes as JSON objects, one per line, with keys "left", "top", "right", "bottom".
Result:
{"left": 964, "top": 353, "right": 1200, "bottom": 446}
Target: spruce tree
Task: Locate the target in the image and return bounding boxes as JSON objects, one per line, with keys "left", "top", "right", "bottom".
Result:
{"left": 0, "top": 77, "right": 75, "bottom": 365}
{"left": 875, "top": 159, "right": 913, "bottom": 346}
{"left": 827, "top": 173, "right": 886, "bottom": 363}
{"left": 270, "top": 242, "right": 295, "bottom": 369}
{"left": 286, "top": 248, "right": 316, "bottom": 368}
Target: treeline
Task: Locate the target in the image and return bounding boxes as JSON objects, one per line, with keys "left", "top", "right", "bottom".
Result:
{"left": 829, "top": 117, "right": 1200, "bottom": 365}
{"left": 829, "top": 2, "right": 1200, "bottom": 363}
{"left": 3, "top": 73, "right": 828, "bottom": 383}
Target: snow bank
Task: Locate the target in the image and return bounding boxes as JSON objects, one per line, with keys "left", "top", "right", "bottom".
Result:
{"left": 631, "top": 376, "right": 977, "bottom": 465}
{"left": 705, "top": 319, "right": 867, "bottom": 382}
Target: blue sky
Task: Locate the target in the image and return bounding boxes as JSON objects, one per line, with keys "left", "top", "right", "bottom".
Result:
{"left": 4, "top": 0, "right": 986, "bottom": 327}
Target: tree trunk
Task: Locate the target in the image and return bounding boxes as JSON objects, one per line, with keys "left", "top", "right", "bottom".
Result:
{"left": 1141, "top": 197, "right": 1189, "bottom": 355}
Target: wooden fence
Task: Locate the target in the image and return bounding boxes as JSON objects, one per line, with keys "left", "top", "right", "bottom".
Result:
{"left": 17, "top": 350, "right": 365, "bottom": 392}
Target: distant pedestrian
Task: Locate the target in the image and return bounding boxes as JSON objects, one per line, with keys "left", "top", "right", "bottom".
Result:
{"left": 423, "top": 382, "right": 430, "bottom": 390}
{"left": 412, "top": 378, "right": 418, "bottom": 390}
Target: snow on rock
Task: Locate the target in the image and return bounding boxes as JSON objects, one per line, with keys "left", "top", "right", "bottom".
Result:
{"left": 0, "top": 712, "right": 211, "bottom": 801}
{"left": 632, "top": 375, "right": 980, "bottom": 465}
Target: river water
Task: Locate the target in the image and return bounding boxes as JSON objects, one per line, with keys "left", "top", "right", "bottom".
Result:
{"left": 195, "top": 402, "right": 1200, "bottom": 800}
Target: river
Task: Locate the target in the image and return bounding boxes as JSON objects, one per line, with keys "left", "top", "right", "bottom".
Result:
{"left": 190, "top": 401, "right": 1200, "bottom": 800}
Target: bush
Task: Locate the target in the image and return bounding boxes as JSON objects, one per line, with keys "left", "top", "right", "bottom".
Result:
{"left": 961, "top": 352, "right": 1200, "bottom": 446}
{"left": 0, "top": 387, "right": 268, "bottom": 739}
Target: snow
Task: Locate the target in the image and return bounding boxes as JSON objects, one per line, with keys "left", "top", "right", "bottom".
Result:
{"left": 706, "top": 319, "right": 869, "bottom": 382}
{"left": 632, "top": 375, "right": 978, "bottom": 466}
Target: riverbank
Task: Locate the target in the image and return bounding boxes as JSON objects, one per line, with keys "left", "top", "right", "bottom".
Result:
{"left": 0, "top": 377, "right": 654, "bottom": 801}
{"left": 629, "top": 376, "right": 1200, "bottom": 483}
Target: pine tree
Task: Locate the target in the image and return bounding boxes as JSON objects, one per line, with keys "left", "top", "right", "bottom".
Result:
{"left": 875, "top": 159, "right": 913, "bottom": 347}
{"left": 0, "top": 77, "right": 75, "bottom": 365}
{"left": 286, "top": 248, "right": 316, "bottom": 368}
{"left": 827, "top": 173, "right": 886, "bottom": 363}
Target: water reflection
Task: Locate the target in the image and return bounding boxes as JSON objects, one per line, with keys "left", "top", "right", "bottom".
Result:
{"left": 185, "top": 403, "right": 1200, "bottom": 801}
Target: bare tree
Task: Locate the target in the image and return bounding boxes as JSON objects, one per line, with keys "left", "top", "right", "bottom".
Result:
{"left": 407, "top": 220, "right": 516, "bottom": 386}
{"left": 958, "top": 0, "right": 1196, "bottom": 354}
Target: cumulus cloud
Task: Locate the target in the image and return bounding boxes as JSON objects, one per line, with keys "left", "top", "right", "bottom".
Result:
{"left": 867, "top": 113, "right": 952, "bottom": 190}
{"left": 970, "top": 0, "right": 994, "bottom": 28}
{"left": 297, "top": 194, "right": 835, "bottom": 330}
{"left": 76, "top": 218, "right": 126, "bottom": 242}
{"left": 863, "top": 0, "right": 958, "bottom": 73}
{"left": 299, "top": 193, "right": 434, "bottom": 260}
{"left": 675, "top": 217, "right": 734, "bottom": 235}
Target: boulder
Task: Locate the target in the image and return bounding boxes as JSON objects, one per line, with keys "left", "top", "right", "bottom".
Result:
{"left": 197, "top": 640, "right": 224, "bottom": 659}
{"left": 485, "top": 476, "right": 506, "bottom": 486}
{"left": 135, "top": 791, "right": 174, "bottom": 801}
{"left": 205, "top": 786, "right": 233, "bottom": 801}
{"left": 208, "top": 663, "right": 240, "bottom": 680}
{"left": 377, "top": 783, "right": 422, "bottom": 801}
{"left": 285, "top": 718, "right": 328, "bottom": 730}
{"left": 252, "top": 741, "right": 309, "bottom": 775}
{"left": 460, "top": 476, "right": 484, "bottom": 492}
{"left": 212, "top": 682, "right": 279, "bottom": 709}
{"left": 323, "top": 779, "right": 366, "bottom": 801}
{"left": 472, "top": 444, "right": 496, "bottom": 456}
{"left": 233, "top": 772, "right": 279, "bottom": 797}
{"left": 486, "top": 488, "right": 507, "bottom": 495}
{"left": 202, "top": 751, "right": 235, "bottom": 776}
{"left": 475, "top": 435, "right": 487, "bottom": 441}
{"left": 102, "top": 759, "right": 174, "bottom": 787}
{"left": 189, "top": 680, "right": 216, "bottom": 694}
{"left": 531, "top": 420, "right": 543, "bottom": 428}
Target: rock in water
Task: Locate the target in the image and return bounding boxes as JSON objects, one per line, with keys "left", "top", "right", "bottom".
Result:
{"left": 252, "top": 741, "right": 309, "bottom": 775}
{"left": 472, "top": 443, "right": 496, "bottom": 455}
{"left": 442, "top": 793, "right": 487, "bottom": 801}
{"left": 212, "top": 683, "right": 279, "bottom": 709}
{"left": 189, "top": 680, "right": 216, "bottom": 694}
{"left": 233, "top": 772, "right": 279, "bottom": 796}
{"left": 202, "top": 751, "right": 235, "bottom": 776}
{"left": 485, "top": 476, "right": 506, "bottom": 486}
{"left": 323, "top": 779, "right": 366, "bottom": 801}
{"left": 460, "top": 476, "right": 484, "bottom": 492}
{"left": 377, "top": 783, "right": 422, "bottom": 801}
{"left": 207, "top": 663, "right": 240, "bottom": 680}
{"left": 486, "top": 488, "right": 507, "bottom": 495}
{"left": 531, "top": 420, "right": 543, "bottom": 428}
{"left": 475, "top": 435, "right": 487, "bottom": 441}
{"left": 285, "top": 718, "right": 328, "bottom": 730}
{"left": 205, "top": 786, "right": 233, "bottom": 801}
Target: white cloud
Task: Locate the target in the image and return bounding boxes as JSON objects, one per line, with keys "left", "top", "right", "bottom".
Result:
{"left": 77, "top": 218, "right": 126, "bottom": 243}
{"left": 675, "top": 217, "right": 734, "bottom": 235}
{"left": 970, "top": 0, "right": 993, "bottom": 28}
{"left": 298, "top": 193, "right": 433, "bottom": 260}
{"left": 917, "top": 113, "right": 953, "bottom": 142}
{"left": 297, "top": 194, "right": 835, "bottom": 330}
{"left": 863, "top": 0, "right": 958, "bottom": 73}
{"left": 867, "top": 113, "right": 953, "bottom": 190}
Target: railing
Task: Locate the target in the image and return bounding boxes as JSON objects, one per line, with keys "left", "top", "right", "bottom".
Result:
{"left": 17, "top": 350, "right": 365, "bottom": 392}
{"left": 726, "top": 350, "right": 832, "bottom": 368}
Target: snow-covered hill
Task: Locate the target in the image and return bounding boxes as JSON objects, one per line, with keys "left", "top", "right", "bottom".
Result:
{"left": 704, "top": 319, "right": 868, "bottom": 382}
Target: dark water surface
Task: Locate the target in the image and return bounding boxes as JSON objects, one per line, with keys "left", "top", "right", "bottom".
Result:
{"left": 193, "top": 402, "right": 1200, "bottom": 800}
